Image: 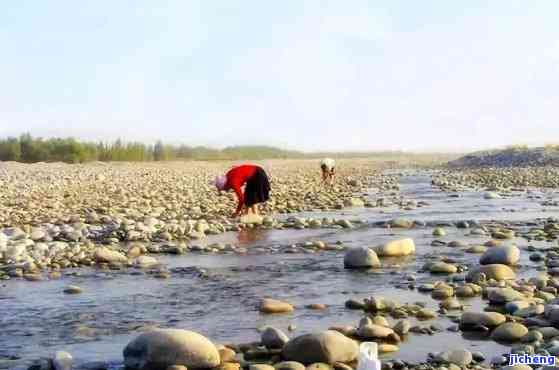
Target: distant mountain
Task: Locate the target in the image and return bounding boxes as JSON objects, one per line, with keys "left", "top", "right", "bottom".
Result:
{"left": 448, "top": 146, "right": 559, "bottom": 168}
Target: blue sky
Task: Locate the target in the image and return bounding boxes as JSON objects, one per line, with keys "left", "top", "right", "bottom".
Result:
{"left": 1, "top": 1, "right": 558, "bottom": 152}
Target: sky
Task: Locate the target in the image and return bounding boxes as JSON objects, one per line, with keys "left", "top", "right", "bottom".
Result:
{"left": 1, "top": 0, "right": 559, "bottom": 152}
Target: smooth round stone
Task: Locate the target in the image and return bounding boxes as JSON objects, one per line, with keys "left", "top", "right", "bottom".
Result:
{"left": 433, "top": 228, "right": 446, "bottom": 237}
{"left": 460, "top": 312, "right": 506, "bottom": 327}
{"left": 432, "top": 286, "right": 454, "bottom": 300}
{"left": 428, "top": 262, "right": 457, "bottom": 274}
{"left": 416, "top": 308, "right": 437, "bottom": 320}
{"left": 374, "top": 238, "right": 415, "bottom": 257}
{"left": 491, "top": 322, "right": 529, "bottom": 342}
{"left": 53, "top": 351, "right": 73, "bottom": 370}
{"left": 466, "top": 264, "right": 516, "bottom": 281}
{"left": 281, "top": 330, "right": 358, "bottom": 365}
{"left": 123, "top": 329, "right": 220, "bottom": 370}
{"left": 260, "top": 299, "right": 294, "bottom": 314}
{"left": 440, "top": 297, "right": 462, "bottom": 310}
{"left": 306, "top": 363, "right": 333, "bottom": 370}
{"left": 261, "top": 327, "right": 289, "bottom": 349}
{"left": 465, "top": 245, "right": 487, "bottom": 254}
{"left": 480, "top": 245, "right": 520, "bottom": 265}
{"left": 393, "top": 320, "right": 411, "bottom": 336}
{"left": 378, "top": 344, "right": 399, "bottom": 353}
{"left": 343, "top": 247, "right": 380, "bottom": 269}
{"left": 487, "top": 287, "right": 525, "bottom": 304}
{"left": 357, "top": 324, "right": 394, "bottom": 339}
{"left": 274, "top": 362, "right": 306, "bottom": 370}
{"left": 63, "top": 285, "right": 83, "bottom": 294}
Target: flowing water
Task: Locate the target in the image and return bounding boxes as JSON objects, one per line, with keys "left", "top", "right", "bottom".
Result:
{"left": 2, "top": 171, "right": 559, "bottom": 369}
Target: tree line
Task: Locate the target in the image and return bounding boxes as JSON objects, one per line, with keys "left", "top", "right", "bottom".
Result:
{"left": 0, "top": 134, "right": 307, "bottom": 163}
{"left": 0, "top": 133, "right": 436, "bottom": 163}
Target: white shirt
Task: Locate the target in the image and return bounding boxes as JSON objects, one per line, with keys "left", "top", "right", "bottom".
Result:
{"left": 320, "top": 158, "right": 335, "bottom": 170}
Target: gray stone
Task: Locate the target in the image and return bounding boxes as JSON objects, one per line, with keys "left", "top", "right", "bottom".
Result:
{"left": 343, "top": 247, "right": 380, "bottom": 269}
{"left": 480, "top": 245, "right": 520, "bottom": 266}
{"left": 261, "top": 327, "right": 289, "bottom": 349}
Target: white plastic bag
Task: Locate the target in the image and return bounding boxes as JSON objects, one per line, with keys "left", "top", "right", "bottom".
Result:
{"left": 356, "top": 342, "right": 381, "bottom": 370}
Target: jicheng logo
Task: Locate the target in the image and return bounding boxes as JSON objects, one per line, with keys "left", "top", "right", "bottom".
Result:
{"left": 509, "top": 354, "right": 556, "bottom": 366}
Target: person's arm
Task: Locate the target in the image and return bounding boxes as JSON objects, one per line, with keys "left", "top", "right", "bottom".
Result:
{"left": 231, "top": 182, "right": 244, "bottom": 217}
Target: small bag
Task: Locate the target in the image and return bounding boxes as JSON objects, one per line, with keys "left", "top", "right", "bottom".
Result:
{"left": 356, "top": 342, "right": 381, "bottom": 370}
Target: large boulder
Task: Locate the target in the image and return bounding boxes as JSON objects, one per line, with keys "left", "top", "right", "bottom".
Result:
{"left": 123, "top": 329, "right": 220, "bottom": 370}
{"left": 282, "top": 331, "right": 358, "bottom": 365}
{"left": 343, "top": 247, "right": 380, "bottom": 269}
{"left": 94, "top": 247, "right": 127, "bottom": 264}
{"left": 374, "top": 238, "right": 415, "bottom": 257}
{"left": 480, "top": 245, "right": 520, "bottom": 266}
{"left": 466, "top": 264, "right": 516, "bottom": 281}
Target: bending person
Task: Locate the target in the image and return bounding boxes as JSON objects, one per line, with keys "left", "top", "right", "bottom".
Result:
{"left": 215, "top": 164, "right": 271, "bottom": 218}
{"left": 320, "top": 158, "right": 336, "bottom": 184}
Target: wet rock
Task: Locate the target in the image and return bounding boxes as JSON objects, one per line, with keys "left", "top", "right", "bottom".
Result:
{"left": 435, "top": 349, "right": 472, "bottom": 366}
{"left": 357, "top": 324, "right": 394, "bottom": 339}
{"left": 487, "top": 287, "right": 525, "bottom": 304}
{"left": 274, "top": 362, "right": 305, "bottom": 370}
{"left": 465, "top": 245, "right": 487, "bottom": 254}
{"left": 262, "top": 327, "right": 289, "bottom": 349}
{"left": 63, "top": 285, "right": 83, "bottom": 294}
{"left": 491, "top": 322, "right": 529, "bottom": 342}
{"left": 432, "top": 228, "right": 446, "bottom": 237}
{"left": 260, "top": 299, "right": 294, "bottom": 314}
{"left": 460, "top": 312, "right": 506, "bottom": 328}
{"left": 123, "top": 329, "right": 220, "bottom": 370}
{"left": 374, "top": 238, "right": 415, "bottom": 257}
{"left": 281, "top": 331, "right": 358, "bottom": 365}
{"left": 94, "top": 247, "right": 127, "bottom": 264}
{"left": 378, "top": 344, "right": 399, "bottom": 353}
{"left": 428, "top": 262, "right": 457, "bottom": 274}
{"left": 389, "top": 219, "right": 414, "bottom": 228}
{"left": 343, "top": 247, "right": 380, "bottom": 269}
{"left": 306, "top": 363, "right": 333, "bottom": 370}
{"left": 416, "top": 308, "right": 437, "bottom": 320}
{"left": 393, "top": 320, "right": 411, "bottom": 336}
{"left": 219, "top": 347, "right": 236, "bottom": 363}
{"left": 306, "top": 304, "right": 327, "bottom": 310}
{"left": 250, "top": 365, "right": 275, "bottom": 370}
{"left": 53, "top": 351, "right": 72, "bottom": 370}
{"left": 480, "top": 245, "right": 520, "bottom": 265}
{"left": 431, "top": 285, "right": 454, "bottom": 299}
{"left": 345, "top": 299, "right": 365, "bottom": 310}
{"left": 440, "top": 297, "right": 461, "bottom": 310}
{"left": 166, "top": 366, "right": 187, "bottom": 370}
{"left": 466, "top": 264, "right": 516, "bottom": 281}
{"left": 135, "top": 256, "right": 159, "bottom": 268}
{"left": 344, "top": 198, "right": 365, "bottom": 208}
{"left": 484, "top": 192, "right": 501, "bottom": 200}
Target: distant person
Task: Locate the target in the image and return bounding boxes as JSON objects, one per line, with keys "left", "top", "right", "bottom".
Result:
{"left": 214, "top": 164, "right": 271, "bottom": 218}
{"left": 320, "top": 158, "right": 335, "bottom": 184}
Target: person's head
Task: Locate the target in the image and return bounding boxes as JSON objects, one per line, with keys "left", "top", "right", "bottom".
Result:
{"left": 214, "top": 175, "right": 227, "bottom": 191}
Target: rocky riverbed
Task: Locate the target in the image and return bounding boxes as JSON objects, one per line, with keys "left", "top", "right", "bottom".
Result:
{"left": 2, "top": 162, "right": 559, "bottom": 370}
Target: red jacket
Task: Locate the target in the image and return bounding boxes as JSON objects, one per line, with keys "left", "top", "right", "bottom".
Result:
{"left": 225, "top": 164, "right": 259, "bottom": 214}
